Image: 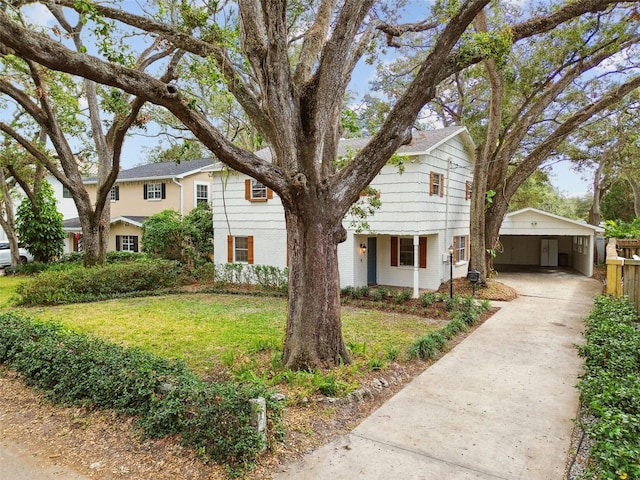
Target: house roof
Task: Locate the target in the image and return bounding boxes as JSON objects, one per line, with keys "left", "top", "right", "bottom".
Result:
{"left": 249, "top": 126, "right": 475, "bottom": 163}
{"left": 502, "top": 208, "right": 604, "bottom": 234}
{"left": 62, "top": 216, "right": 148, "bottom": 231}
{"left": 85, "top": 158, "right": 215, "bottom": 184}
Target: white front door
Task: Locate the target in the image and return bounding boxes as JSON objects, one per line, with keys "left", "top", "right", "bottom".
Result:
{"left": 540, "top": 239, "right": 558, "bottom": 267}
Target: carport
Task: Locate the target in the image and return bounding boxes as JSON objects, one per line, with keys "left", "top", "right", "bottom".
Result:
{"left": 494, "top": 208, "right": 604, "bottom": 277}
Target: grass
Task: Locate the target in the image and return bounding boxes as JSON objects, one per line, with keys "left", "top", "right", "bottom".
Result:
{"left": 3, "top": 279, "right": 443, "bottom": 392}
{"left": 0, "top": 276, "right": 26, "bottom": 307}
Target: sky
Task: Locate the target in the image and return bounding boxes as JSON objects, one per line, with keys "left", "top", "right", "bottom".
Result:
{"left": 21, "top": 1, "right": 594, "bottom": 198}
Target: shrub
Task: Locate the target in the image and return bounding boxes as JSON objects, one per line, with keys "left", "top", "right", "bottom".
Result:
{"left": 393, "top": 289, "right": 412, "bottom": 304}
{"left": 351, "top": 286, "right": 370, "bottom": 299}
{"left": 340, "top": 286, "right": 355, "bottom": 297}
{"left": 420, "top": 291, "right": 438, "bottom": 307}
{"left": 14, "top": 259, "right": 183, "bottom": 305}
{"left": 370, "top": 288, "right": 388, "bottom": 301}
{"left": 193, "top": 263, "right": 288, "bottom": 293}
{"left": 408, "top": 334, "right": 440, "bottom": 360}
{"left": 5, "top": 261, "right": 49, "bottom": 276}
{"left": 0, "top": 313, "right": 282, "bottom": 469}
{"left": 576, "top": 295, "right": 640, "bottom": 479}
{"left": 16, "top": 180, "right": 65, "bottom": 263}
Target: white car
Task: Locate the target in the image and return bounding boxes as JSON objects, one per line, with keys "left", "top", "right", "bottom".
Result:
{"left": 0, "top": 242, "right": 34, "bottom": 267}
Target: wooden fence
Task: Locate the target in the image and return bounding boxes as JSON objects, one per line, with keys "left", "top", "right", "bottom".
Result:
{"left": 606, "top": 238, "right": 640, "bottom": 313}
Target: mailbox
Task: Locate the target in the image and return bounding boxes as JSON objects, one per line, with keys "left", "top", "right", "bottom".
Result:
{"left": 467, "top": 270, "right": 480, "bottom": 297}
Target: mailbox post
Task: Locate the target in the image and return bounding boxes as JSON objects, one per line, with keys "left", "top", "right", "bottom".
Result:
{"left": 467, "top": 270, "right": 480, "bottom": 297}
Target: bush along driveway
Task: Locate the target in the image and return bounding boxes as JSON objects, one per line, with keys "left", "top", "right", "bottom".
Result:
{"left": 576, "top": 296, "right": 640, "bottom": 480}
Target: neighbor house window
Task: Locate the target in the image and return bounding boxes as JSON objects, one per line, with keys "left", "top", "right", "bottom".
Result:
{"left": 116, "top": 235, "right": 139, "bottom": 252}
{"left": 390, "top": 236, "right": 428, "bottom": 268}
{"left": 430, "top": 171, "right": 444, "bottom": 197}
{"left": 195, "top": 182, "right": 210, "bottom": 205}
{"left": 227, "top": 235, "right": 254, "bottom": 264}
{"left": 143, "top": 182, "right": 166, "bottom": 200}
{"left": 245, "top": 179, "right": 273, "bottom": 202}
{"left": 110, "top": 185, "right": 120, "bottom": 202}
{"left": 453, "top": 235, "right": 469, "bottom": 263}
{"left": 62, "top": 186, "right": 73, "bottom": 198}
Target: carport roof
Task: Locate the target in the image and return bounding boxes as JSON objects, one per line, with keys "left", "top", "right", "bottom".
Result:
{"left": 500, "top": 208, "right": 604, "bottom": 236}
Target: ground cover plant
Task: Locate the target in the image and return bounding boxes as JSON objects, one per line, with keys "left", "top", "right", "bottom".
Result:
{"left": 577, "top": 295, "right": 640, "bottom": 479}
{"left": 0, "top": 313, "right": 282, "bottom": 471}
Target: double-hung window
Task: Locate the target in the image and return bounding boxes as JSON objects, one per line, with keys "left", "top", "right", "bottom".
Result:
{"left": 430, "top": 172, "right": 444, "bottom": 197}
{"left": 245, "top": 179, "right": 273, "bottom": 202}
{"left": 227, "top": 235, "right": 254, "bottom": 264}
{"left": 116, "top": 235, "right": 139, "bottom": 252}
{"left": 195, "top": 182, "right": 210, "bottom": 205}
{"left": 144, "top": 183, "right": 166, "bottom": 200}
{"left": 399, "top": 238, "right": 414, "bottom": 266}
{"left": 453, "top": 235, "right": 468, "bottom": 263}
{"left": 390, "top": 236, "right": 428, "bottom": 268}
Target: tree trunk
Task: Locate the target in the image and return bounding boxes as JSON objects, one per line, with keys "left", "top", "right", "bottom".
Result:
{"left": 282, "top": 202, "right": 351, "bottom": 370}
{"left": 82, "top": 219, "right": 102, "bottom": 267}
{"left": 470, "top": 154, "right": 488, "bottom": 281}
{"left": 484, "top": 194, "right": 510, "bottom": 277}
{"left": 588, "top": 185, "right": 602, "bottom": 226}
{"left": 626, "top": 174, "right": 640, "bottom": 217}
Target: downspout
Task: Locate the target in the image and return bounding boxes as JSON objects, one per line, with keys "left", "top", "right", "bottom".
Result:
{"left": 413, "top": 234, "right": 420, "bottom": 299}
{"left": 172, "top": 177, "right": 183, "bottom": 215}
{"left": 444, "top": 159, "right": 452, "bottom": 281}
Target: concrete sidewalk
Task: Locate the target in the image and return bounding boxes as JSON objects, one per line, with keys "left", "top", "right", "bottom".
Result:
{"left": 274, "top": 270, "right": 602, "bottom": 479}
{"left": 0, "top": 442, "right": 88, "bottom": 480}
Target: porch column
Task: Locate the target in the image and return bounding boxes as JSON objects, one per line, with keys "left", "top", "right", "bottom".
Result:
{"left": 413, "top": 235, "right": 420, "bottom": 299}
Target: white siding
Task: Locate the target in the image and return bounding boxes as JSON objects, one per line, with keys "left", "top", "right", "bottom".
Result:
{"left": 48, "top": 176, "right": 79, "bottom": 220}
{"left": 212, "top": 173, "right": 287, "bottom": 266}
{"left": 212, "top": 130, "right": 475, "bottom": 290}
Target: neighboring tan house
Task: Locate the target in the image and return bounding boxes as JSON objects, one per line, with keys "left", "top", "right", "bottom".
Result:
{"left": 212, "top": 126, "right": 476, "bottom": 294}
{"left": 64, "top": 159, "right": 214, "bottom": 253}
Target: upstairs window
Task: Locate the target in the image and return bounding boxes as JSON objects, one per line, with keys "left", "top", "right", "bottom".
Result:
{"left": 430, "top": 172, "right": 444, "bottom": 197}
{"left": 245, "top": 179, "right": 273, "bottom": 202}
{"left": 195, "top": 182, "right": 210, "bottom": 205}
{"left": 143, "top": 182, "right": 166, "bottom": 200}
{"left": 62, "top": 186, "right": 73, "bottom": 198}
{"left": 110, "top": 186, "right": 120, "bottom": 202}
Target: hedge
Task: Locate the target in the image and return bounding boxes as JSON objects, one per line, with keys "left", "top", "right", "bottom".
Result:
{"left": 0, "top": 313, "right": 282, "bottom": 469}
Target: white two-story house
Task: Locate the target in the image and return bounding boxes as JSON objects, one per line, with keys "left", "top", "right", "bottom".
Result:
{"left": 212, "top": 126, "right": 475, "bottom": 293}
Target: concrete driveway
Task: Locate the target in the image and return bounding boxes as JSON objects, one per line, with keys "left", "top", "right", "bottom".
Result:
{"left": 274, "top": 270, "right": 603, "bottom": 479}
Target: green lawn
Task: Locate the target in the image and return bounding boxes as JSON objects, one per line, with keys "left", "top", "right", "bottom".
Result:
{"left": 2, "top": 276, "right": 440, "bottom": 375}
{"left": 0, "top": 275, "right": 27, "bottom": 307}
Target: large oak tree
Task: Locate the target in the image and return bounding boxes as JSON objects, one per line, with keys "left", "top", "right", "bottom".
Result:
{"left": 372, "top": 2, "right": 640, "bottom": 281}
{"left": 2, "top": 0, "right": 638, "bottom": 368}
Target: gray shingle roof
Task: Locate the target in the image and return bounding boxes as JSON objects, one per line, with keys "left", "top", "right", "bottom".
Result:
{"left": 85, "top": 158, "right": 215, "bottom": 183}
{"left": 255, "top": 126, "right": 473, "bottom": 160}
